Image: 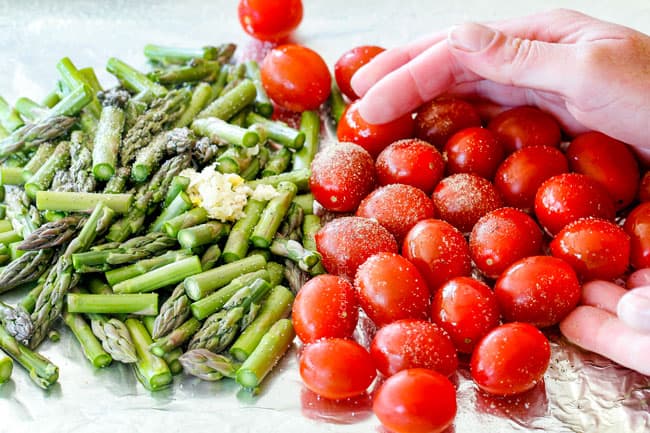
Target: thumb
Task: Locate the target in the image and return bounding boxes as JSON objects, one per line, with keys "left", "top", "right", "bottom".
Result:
{"left": 447, "top": 22, "right": 574, "bottom": 95}
{"left": 617, "top": 286, "right": 650, "bottom": 333}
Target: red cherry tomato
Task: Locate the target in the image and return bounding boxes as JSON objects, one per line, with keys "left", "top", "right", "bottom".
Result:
{"left": 334, "top": 45, "right": 385, "bottom": 100}
{"left": 299, "top": 338, "right": 377, "bottom": 400}
{"left": 471, "top": 322, "right": 550, "bottom": 396}
{"left": 292, "top": 274, "right": 359, "bottom": 344}
{"left": 337, "top": 100, "right": 415, "bottom": 159}
{"left": 415, "top": 97, "right": 482, "bottom": 149}
{"left": 487, "top": 106, "right": 561, "bottom": 154}
{"left": 494, "top": 145, "right": 569, "bottom": 211}
{"left": 402, "top": 219, "right": 472, "bottom": 293}
{"left": 444, "top": 127, "right": 505, "bottom": 179}
{"left": 495, "top": 256, "right": 581, "bottom": 327}
{"left": 309, "top": 142, "right": 375, "bottom": 212}
{"left": 356, "top": 183, "right": 435, "bottom": 243}
{"left": 623, "top": 202, "right": 650, "bottom": 269}
{"left": 373, "top": 368, "right": 457, "bottom": 433}
{"left": 375, "top": 138, "right": 445, "bottom": 194}
{"left": 469, "top": 207, "right": 544, "bottom": 279}
{"left": 370, "top": 320, "right": 458, "bottom": 377}
{"left": 566, "top": 131, "right": 640, "bottom": 210}
{"left": 432, "top": 173, "right": 504, "bottom": 233}
{"left": 640, "top": 171, "right": 650, "bottom": 203}
{"left": 315, "top": 216, "right": 397, "bottom": 281}
{"left": 534, "top": 173, "right": 616, "bottom": 235}
{"left": 354, "top": 252, "right": 430, "bottom": 327}
{"left": 550, "top": 218, "right": 630, "bottom": 281}
{"left": 432, "top": 277, "right": 501, "bottom": 354}
{"left": 261, "top": 44, "right": 331, "bottom": 112}
{"left": 238, "top": 0, "right": 303, "bottom": 42}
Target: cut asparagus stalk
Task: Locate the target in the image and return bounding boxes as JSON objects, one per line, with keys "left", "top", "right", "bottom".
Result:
{"left": 222, "top": 199, "right": 266, "bottom": 263}
{"left": 244, "top": 61, "right": 273, "bottom": 117}
{"left": 149, "top": 317, "right": 201, "bottom": 357}
{"left": 177, "top": 221, "right": 229, "bottom": 250}
{"left": 0, "top": 324, "right": 58, "bottom": 389}
{"left": 328, "top": 82, "right": 347, "bottom": 125}
{"left": 105, "top": 249, "right": 193, "bottom": 286}
{"left": 246, "top": 169, "right": 310, "bottom": 192}
{"left": 63, "top": 310, "right": 112, "bottom": 368}
{"left": 35, "top": 191, "right": 132, "bottom": 213}
{"left": 292, "top": 110, "right": 321, "bottom": 170}
{"left": 179, "top": 348, "right": 239, "bottom": 381}
{"left": 246, "top": 112, "right": 305, "bottom": 150}
{"left": 149, "top": 192, "right": 193, "bottom": 233}
{"left": 67, "top": 293, "right": 158, "bottom": 315}
{"left": 0, "top": 351, "right": 12, "bottom": 383}
{"left": 106, "top": 57, "right": 167, "bottom": 97}
{"left": 174, "top": 82, "right": 213, "bottom": 128}
{"left": 250, "top": 181, "right": 298, "bottom": 248}
{"left": 125, "top": 318, "right": 172, "bottom": 391}
{"left": 163, "top": 207, "right": 208, "bottom": 238}
{"left": 192, "top": 117, "right": 259, "bottom": 148}
{"left": 112, "top": 256, "right": 202, "bottom": 294}
{"left": 197, "top": 79, "right": 257, "bottom": 120}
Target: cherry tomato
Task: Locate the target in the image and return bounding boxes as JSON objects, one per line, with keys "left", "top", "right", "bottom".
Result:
{"left": 566, "top": 131, "right": 640, "bottom": 210}
{"left": 356, "top": 183, "right": 435, "bottom": 243}
{"left": 550, "top": 218, "right": 630, "bottom": 281}
{"left": 469, "top": 207, "right": 544, "bottom": 279}
{"left": 375, "top": 138, "right": 445, "bottom": 194}
{"left": 495, "top": 256, "right": 581, "bottom": 327}
{"left": 415, "top": 97, "right": 482, "bottom": 149}
{"left": 640, "top": 171, "right": 650, "bottom": 203}
{"left": 534, "top": 173, "right": 616, "bottom": 235}
{"left": 300, "top": 338, "right": 377, "bottom": 400}
{"left": 402, "top": 219, "right": 472, "bottom": 293}
{"left": 238, "top": 0, "right": 303, "bottom": 42}
{"left": 337, "top": 100, "right": 415, "bottom": 158}
{"left": 309, "top": 142, "right": 375, "bottom": 212}
{"left": 261, "top": 44, "right": 331, "bottom": 112}
{"left": 494, "top": 145, "right": 569, "bottom": 211}
{"left": 487, "top": 106, "right": 561, "bottom": 154}
{"left": 315, "top": 216, "right": 397, "bottom": 281}
{"left": 444, "top": 127, "right": 505, "bottom": 179}
{"left": 623, "top": 202, "right": 650, "bottom": 269}
{"left": 432, "top": 277, "right": 501, "bottom": 354}
{"left": 471, "top": 322, "right": 550, "bottom": 396}
{"left": 373, "top": 368, "right": 457, "bottom": 433}
{"left": 370, "top": 320, "right": 458, "bottom": 377}
{"left": 432, "top": 173, "right": 504, "bottom": 233}
{"left": 334, "top": 45, "right": 385, "bottom": 100}
{"left": 292, "top": 274, "right": 359, "bottom": 344}
{"left": 354, "top": 252, "right": 430, "bottom": 327}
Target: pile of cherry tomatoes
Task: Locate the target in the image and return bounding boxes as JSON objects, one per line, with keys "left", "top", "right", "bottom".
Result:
{"left": 237, "top": 2, "right": 650, "bottom": 432}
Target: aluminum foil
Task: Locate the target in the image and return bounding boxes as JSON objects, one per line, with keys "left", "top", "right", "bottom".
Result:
{"left": 1, "top": 1, "right": 650, "bottom": 432}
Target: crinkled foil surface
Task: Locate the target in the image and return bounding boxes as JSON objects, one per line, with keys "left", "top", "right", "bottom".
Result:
{"left": 1, "top": 1, "right": 649, "bottom": 432}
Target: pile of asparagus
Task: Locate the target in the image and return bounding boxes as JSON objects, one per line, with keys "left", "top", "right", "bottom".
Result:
{"left": 0, "top": 42, "right": 326, "bottom": 393}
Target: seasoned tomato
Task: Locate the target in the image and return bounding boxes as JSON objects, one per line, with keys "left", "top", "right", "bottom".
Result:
{"left": 370, "top": 320, "right": 458, "bottom": 377}
{"left": 469, "top": 207, "right": 544, "bottom": 279}
{"left": 315, "top": 216, "right": 397, "bottom": 281}
{"left": 299, "top": 338, "right": 376, "bottom": 400}
{"left": 334, "top": 45, "right": 385, "bottom": 100}
{"left": 471, "top": 322, "right": 550, "bottom": 396}
{"left": 494, "top": 145, "right": 569, "bottom": 211}
{"left": 487, "top": 106, "right": 561, "bottom": 153}
{"left": 261, "top": 44, "right": 331, "bottom": 111}
{"left": 623, "top": 202, "right": 650, "bottom": 269}
{"left": 373, "top": 368, "right": 457, "bottom": 433}
{"left": 354, "top": 252, "right": 430, "bottom": 327}
{"left": 402, "top": 219, "right": 472, "bottom": 293}
{"left": 238, "top": 0, "right": 303, "bottom": 42}
{"left": 494, "top": 256, "right": 581, "bottom": 327}
{"left": 415, "top": 97, "right": 482, "bottom": 149}
{"left": 432, "top": 173, "right": 504, "bottom": 233}
{"left": 534, "top": 173, "right": 616, "bottom": 235}
{"left": 550, "top": 218, "right": 630, "bottom": 281}
{"left": 337, "top": 100, "right": 415, "bottom": 158}
{"left": 566, "top": 131, "right": 640, "bottom": 210}
{"left": 375, "top": 138, "right": 445, "bottom": 194}
{"left": 444, "top": 126, "right": 505, "bottom": 179}
{"left": 292, "top": 274, "right": 359, "bottom": 344}
{"left": 356, "top": 183, "right": 435, "bottom": 243}
{"left": 432, "top": 277, "right": 501, "bottom": 353}
{"left": 309, "top": 142, "right": 375, "bottom": 212}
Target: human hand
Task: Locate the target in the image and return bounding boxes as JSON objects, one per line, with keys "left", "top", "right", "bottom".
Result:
{"left": 351, "top": 9, "right": 650, "bottom": 153}
{"left": 560, "top": 270, "right": 650, "bottom": 376}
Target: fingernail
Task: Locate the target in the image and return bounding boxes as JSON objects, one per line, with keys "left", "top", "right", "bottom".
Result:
{"left": 617, "top": 289, "right": 650, "bottom": 333}
{"left": 448, "top": 22, "right": 497, "bottom": 52}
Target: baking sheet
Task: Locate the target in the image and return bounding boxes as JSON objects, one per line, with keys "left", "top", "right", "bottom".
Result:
{"left": 1, "top": 1, "right": 650, "bottom": 432}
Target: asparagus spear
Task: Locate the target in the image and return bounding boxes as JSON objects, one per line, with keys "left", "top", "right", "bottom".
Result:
{"left": 103, "top": 167, "right": 131, "bottom": 194}
{"left": 328, "top": 82, "right": 347, "bottom": 125}
{"left": 164, "top": 175, "right": 190, "bottom": 208}
{"left": 106, "top": 58, "right": 167, "bottom": 97}
{"left": 0, "top": 301, "right": 34, "bottom": 344}
{"left": 15, "top": 97, "right": 48, "bottom": 122}
{"left": 174, "top": 82, "right": 213, "bottom": 128}
{"left": 0, "top": 96, "right": 24, "bottom": 131}
{"left": 235, "top": 318, "right": 294, "bottom": 391}
{"left": 244, "top": 61, "right": 273, "bottom": 117}
{"left": 24, "top": 140, "right": 71, "bottom": 198}
{"left": 149, "top": 59, "right": 221, "bottom": 85}
{"left": 21, "top": 142, "right": 56, "bottom": 181}
{"left": 18, "top": 215, "right": 84, "bottom": 251}
{"left": 292, "top": 110, "right": 321, "bottom": 170}
{"left": 0, "top": 323, "right": 58, "bottom": 389}
{"left": 250, "top": 181, "right": 298, "bottom": 248}
{"left": 246, "top": 112, "right": 305, "bottom": 150}
{"left": 200, "top": 244, "right": 222, "bottom": 271}
{"left": 53, "top": 131, "right": 96, "bottom": 193}
{"left": 63, "top": 309, "right": 112, "bottom": 368}
{"left": 30, "top": 203, "right": 115, "bottom": 348}
{"left": 270, "top": 238, "right": 321, "bottom": 272}
{"left": 131, "top": 132, "right": 167, "bottom": 182}
{"left": 179, "top": 349, "right": 239, "bottom": 381}
{"left": 125, "top": 318, "right": 172, "bottom": 391}
{"left": 151, "top": 283, "right": 191, "bottom": 339}
{"left": 89, "top": 315, "right": 137, "bottom": 364}
{"left": 141, "top": 316, "right": 183, "bottom": 375}
{"left": 67, "top": 293, "right": 158, "bottom": 315}
{"left": 19, "top": 280, "right": 44, "bottom": 314}
{"left": 192, "top": 117, "right": 259, "bottom": 148}
{"left": 0, "top": 351, "right": 12, "bottom": 383}
{"left": 177, "top": 221, "right": 229, "bottom": 250}
{"left": 143, "top": 44, "right": 224, "bottom": 65}
{"left": 0, "top": 250, "right": 54, "bottom": 295}
{"left": 222, "top": 199, "right": 266, "bottom": 263}
{"left": 148, "top": 191, "right": 193, "bottom": 233}
{"left": 150, "top": 317, "right": 201, "bottom": 356}
{"left": 262, "top": 147, "right": 291, "bottom": 177}
{"left": 163, "top": 207, "right": 208, "bottom": 238}
{"left": 93, "top": 93, "right": 127, "bottom": 181}
{"left": 246, "top": 169, "right": 310, "bottom": 192}
{"left": 105, "top": 249, "right": 193, "bottom": 286}
{"left": 112, "top": 256, "right": 202, "bottom": 294}
{"left": 197, "top": 79, "right": 257, "bottom": 120}
{"left": 36, "top": 191, "right": 132, "bottom": 213}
